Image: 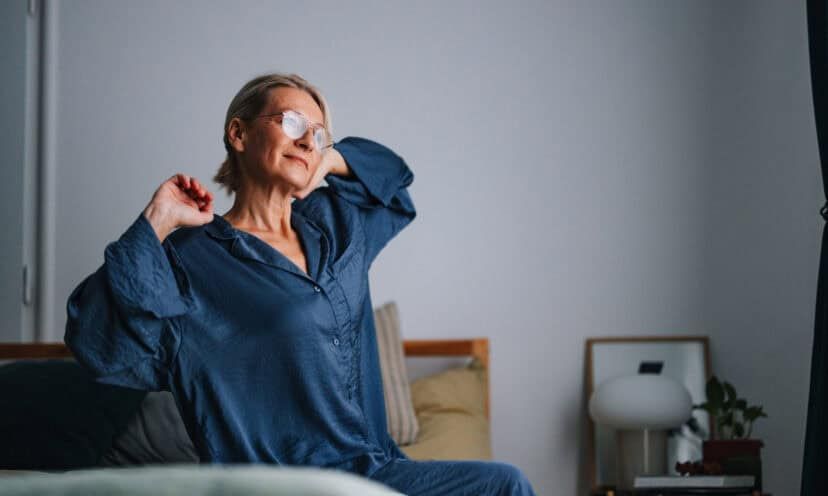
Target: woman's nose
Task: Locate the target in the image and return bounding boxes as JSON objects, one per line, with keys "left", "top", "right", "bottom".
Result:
{"left": 295, "top": 128, "right": 314, "bottom": 151}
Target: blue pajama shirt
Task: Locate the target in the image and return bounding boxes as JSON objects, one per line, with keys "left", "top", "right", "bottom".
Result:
{"left": 65, "top": 137, "right": 536, "bottom": 496}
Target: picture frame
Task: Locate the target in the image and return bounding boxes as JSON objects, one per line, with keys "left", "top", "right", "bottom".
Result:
{"left": 585, "top": 336, "right": 712, "bottom": 494}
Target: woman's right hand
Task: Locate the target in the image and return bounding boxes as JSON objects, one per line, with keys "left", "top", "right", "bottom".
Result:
{"left": 143, "top": 174, "right": 214, "bottom": 242}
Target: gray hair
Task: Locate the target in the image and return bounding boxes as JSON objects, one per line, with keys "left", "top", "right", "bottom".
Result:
{"left": 214, "top": 73, "right": 332, "bottom": 195}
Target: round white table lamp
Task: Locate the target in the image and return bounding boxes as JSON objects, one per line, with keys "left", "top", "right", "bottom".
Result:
{"left": 589, "top": 373, "right": 692, "bottom": 491}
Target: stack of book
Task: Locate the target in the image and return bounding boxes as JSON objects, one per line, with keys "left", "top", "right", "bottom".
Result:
{"left": 632, "top": 475, "right": 757, "bottom": 496}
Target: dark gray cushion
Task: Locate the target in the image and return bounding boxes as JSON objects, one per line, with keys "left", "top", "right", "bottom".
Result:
{"left": 0, "top": 360, "right": 146, "bottom": 469}
{"left": 99, "top": 391, "right": 199, "bottom": 465}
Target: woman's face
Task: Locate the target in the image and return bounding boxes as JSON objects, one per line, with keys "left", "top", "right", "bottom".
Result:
{"left": 236, "top": 87, "right": 326, "bottom": 193}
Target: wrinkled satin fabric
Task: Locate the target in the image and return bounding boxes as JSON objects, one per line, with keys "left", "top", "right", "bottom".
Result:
{"left": 65, "top": 136, "right": 535, "bottom": 495}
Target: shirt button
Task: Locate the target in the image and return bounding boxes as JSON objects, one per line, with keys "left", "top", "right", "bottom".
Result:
{"left": 333, "top": 338, "right": 340, "bottom": 346}
{"left": 313, "top": 285, "right": 321, "bottom": 293}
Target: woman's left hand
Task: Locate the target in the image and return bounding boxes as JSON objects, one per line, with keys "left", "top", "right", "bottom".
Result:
{"left": 292, "top": 148, "right": 349, "bottom": 200}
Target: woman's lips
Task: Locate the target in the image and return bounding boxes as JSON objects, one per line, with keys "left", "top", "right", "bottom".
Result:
{"left": 285, "top": 155, "right": 308, "bottom": 168}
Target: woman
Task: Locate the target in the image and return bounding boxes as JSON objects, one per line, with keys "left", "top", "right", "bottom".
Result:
{"left": 65, "top": 73, "right": 535, "bottom": 496}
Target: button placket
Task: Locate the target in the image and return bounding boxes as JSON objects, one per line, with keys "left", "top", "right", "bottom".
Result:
{"left": 317, "top": 271, "right": 354, "bottom": 397}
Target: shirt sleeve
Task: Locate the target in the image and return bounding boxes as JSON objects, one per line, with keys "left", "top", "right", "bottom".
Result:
{"left": 320, "top": 136, "right": 417, "bottom": 265}
{"left": 64, "top": 212, "right": 195, "bottom": 391}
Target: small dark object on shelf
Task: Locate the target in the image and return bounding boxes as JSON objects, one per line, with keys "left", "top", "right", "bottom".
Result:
{"left": 631, "top": 491, "right": 762, "bottom": 496}
{"left": 675, "top": 460, "right": 724, "bottom": 475}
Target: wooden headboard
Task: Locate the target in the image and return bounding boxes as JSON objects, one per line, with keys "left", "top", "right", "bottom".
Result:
{"left": 0, "top": 338, "right": 490, "bottom": 419}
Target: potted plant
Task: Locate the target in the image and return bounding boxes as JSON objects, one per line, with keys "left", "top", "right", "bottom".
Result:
{"left": 694, "top": 375, "right": 767, "bottom": 489}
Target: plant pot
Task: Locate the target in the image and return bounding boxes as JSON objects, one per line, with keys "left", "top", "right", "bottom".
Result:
{"left": 703, "top": 439, "right": 763, "bottom": 490}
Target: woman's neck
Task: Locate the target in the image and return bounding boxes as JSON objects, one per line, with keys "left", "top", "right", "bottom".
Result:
{"left": 222, "top": 182, "right": 295, "bottom": 238}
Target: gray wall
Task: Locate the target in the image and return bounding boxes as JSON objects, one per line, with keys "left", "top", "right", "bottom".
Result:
{"left": 39, "top": 1, "right": 816, "bottom": 494}
{"left": 0, "top": 0, "right": 34, "bottom": 342}
{"left": 701, "top": 2, "right": 822, "bottom": 493}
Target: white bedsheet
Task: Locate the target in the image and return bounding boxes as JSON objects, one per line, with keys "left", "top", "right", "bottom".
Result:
{"left": 0, "top": 464, "right": 403, "bottom": 496}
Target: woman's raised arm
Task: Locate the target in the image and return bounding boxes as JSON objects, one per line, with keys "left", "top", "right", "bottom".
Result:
{"left": 64, "top": 174, "right": 213, "bottom": 390}
{"left": 295, "top": 137, "right": 416, "bottom": 266}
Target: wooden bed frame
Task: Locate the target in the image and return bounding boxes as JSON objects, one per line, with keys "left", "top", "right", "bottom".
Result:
{"left": 0, "top": 338, "right": 490, "bottom": 419}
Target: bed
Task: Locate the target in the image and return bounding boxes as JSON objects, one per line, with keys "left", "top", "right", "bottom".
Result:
{"left": 0, "top": 335, "right": 491, "bottom": 495}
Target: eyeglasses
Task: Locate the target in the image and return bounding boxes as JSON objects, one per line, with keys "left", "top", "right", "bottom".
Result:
{"left": 254, "top": 109, "right": 332, "bottom": 152}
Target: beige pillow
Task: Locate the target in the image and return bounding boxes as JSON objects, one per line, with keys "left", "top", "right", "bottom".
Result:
{"left": 400, "top": 360, "right": 492, "bottom": 461}
{"left": 374, "top": 302, "right": 419, "bottom": 446}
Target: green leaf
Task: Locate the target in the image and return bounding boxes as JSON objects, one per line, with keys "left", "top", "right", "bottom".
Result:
{"left": 735, "top": 399, "right": 747, "bottom": 411}
{"left": 706, "top": 376, "right": 725, "bottom": 408}
{"left": 733, "top": 422, "right": 745, "bottom": 438}
{"left": 720, "top": 410, "right": 734, "bottom": 427}
{"left": 744, "top": 405, "right": 768, "bottom": 422}
{"left": 724, "top": 382, "right": 737, "bottom": 405}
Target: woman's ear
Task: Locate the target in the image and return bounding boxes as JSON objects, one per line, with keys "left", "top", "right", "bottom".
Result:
{"left": 227, "top": 117, "right": 246, "bottom": 153}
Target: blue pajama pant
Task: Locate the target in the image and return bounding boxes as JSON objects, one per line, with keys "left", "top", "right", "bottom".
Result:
{"left": 367, "top": 459, "right": 537, "bottom": 496}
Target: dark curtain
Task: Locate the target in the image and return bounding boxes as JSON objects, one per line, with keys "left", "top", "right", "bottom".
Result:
{"left": 803, "top": 1, "right": 828, "bottom": 495}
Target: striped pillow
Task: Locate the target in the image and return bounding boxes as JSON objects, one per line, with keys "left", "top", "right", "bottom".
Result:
{"left": 374, "top": 301, "right": 419, "bottom": 446}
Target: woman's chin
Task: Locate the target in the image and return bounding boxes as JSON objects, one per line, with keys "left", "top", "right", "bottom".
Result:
{"left": 283, "top": 168, "right": 311, "bottom": 190}
{"left": 256, "top": 163, "right": 311, "bottom": 192}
